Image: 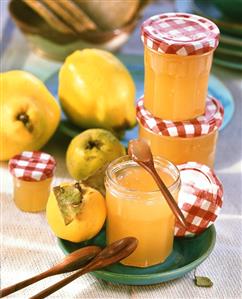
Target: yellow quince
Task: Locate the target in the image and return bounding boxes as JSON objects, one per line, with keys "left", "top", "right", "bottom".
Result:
{"left": 0, "top": 70, "right": 61, "bottom": 161}
{"left": 58, "top": 49, "right": 136, "bottom": 133}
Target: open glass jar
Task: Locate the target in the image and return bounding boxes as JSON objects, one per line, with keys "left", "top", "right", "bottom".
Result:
{"left": 141, "top": 13, "right": 220, "bottom": 121}
{"left": 137, "top": 95, "right": 224, "bottom": 168}
{"left": 105, "top": 155, "right": 181, "bottom": 268}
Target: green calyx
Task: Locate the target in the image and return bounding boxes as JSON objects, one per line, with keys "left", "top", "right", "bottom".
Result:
{"left": 53, "top": 182, "right": 85, "bottom": 225}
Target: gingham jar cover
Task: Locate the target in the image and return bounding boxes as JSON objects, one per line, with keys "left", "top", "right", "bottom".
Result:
{"left": 175, "top": 162, "right": 223, "bottom": 237}
{"left": 141, "top": 13, "right": 220, "bottom": 56}
{"left": 137, "top": 95, "right": 224, "bottom": 138}
{"left": 9, "top": 151, "right": 56, "bottom": 182}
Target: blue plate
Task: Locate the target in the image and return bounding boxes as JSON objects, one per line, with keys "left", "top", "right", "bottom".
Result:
{"left": 45, "top": 54, "right": 234, "bottom": 147}
{"left": 58, "top": 225, "right": 216, "bottom": 285}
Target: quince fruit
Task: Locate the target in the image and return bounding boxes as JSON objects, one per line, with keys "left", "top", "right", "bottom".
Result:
{"left": 66, "top": 128, "right": 125, "bottom": 180}
{"left": 46, "top": 182, "right": 106, "bottom": 243}
{"left": 0, "top": 70, "right": 61, "bottom": 161}
{"left": 58, "top": 49, "right": 136, "bottom": 133}
{"left": 66, "top": 128, "right": 125, "bottom": 194}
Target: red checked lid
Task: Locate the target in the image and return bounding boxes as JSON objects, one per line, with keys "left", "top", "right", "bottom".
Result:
{"left": 174, "top": 162, "right": 223, "bottom": 237}
{"left": 141, "top": 13, "right": 220, "bottom": 56}
{"left": 9, "top": 151, "right": 56, "bottom": 181}
{"left": 136, "top": 95, "right": 224, "bottom": 138}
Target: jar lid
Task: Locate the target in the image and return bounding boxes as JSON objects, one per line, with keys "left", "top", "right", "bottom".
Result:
{"left": 9, "top": 151, "right": 56, "bottom": 181}
{"left": 141, "top": 13, "right": 220, "bottom": 56}
{"left": 174, "top": 162, "right": 223, "bottom": 237}
{"left": 136, "top": 95, "right": 224, "bottom": 138}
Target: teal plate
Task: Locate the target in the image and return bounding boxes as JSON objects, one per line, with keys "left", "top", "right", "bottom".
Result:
{"left": 45, "top": 54, "right": 234, "bottom": 147}
{"left": 192, "top": 0, "right": 242, "bottom": 37}
{"left": 214, "top": 53, "right": 242, "bottom": 71}
{"left": 58, "top": 225, "right": 216, "bottom": 285}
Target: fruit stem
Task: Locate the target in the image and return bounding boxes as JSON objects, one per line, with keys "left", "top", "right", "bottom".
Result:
{"left": 74, "top": 182, "right": 83, "bottom": 195}
{"left": 17, "top": 113, "right": 33, "bottom": 132}
{"left": 85, "top": 140, "right": 103, "bottom": 150}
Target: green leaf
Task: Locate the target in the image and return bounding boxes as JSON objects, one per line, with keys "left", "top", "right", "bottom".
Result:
{"left": 194, "top": 276, "right": 213, "bottom": 288}
{"left": 53, "top": 183, "right": 84, "bottom": 225}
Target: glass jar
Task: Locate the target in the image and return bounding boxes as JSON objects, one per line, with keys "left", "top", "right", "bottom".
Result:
{"left": 141, "top": 13, "right": 220, "bottom": 120}
{"left": 105, "top": 155, "right": 181, "bottom": 268}
{"left": 9, "top": 151, "right": 56, "bottom": 212}
{"left": 137, "top": 95, "right": 224, "bottom": 168}
{"left": 13, "top": 177, "right": 53, "bottom": 212}
{"left": 139, "top": 125, "right": 218, "bottom": 168}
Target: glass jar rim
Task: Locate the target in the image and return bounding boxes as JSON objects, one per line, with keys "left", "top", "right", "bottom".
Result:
{"left": 105, "top": 155, "right": 181, "bottom": 198}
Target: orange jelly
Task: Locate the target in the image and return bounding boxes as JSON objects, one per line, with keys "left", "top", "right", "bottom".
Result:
{"left": 137, "top": 95, "right": 224, "bottom": 168}
{"left": 139, "top": 125, "right": 218, "bottom": 168}
{"left": 144, "top": 48, "right": 214, "bottom": 120}
{"left": 13, "top": 177, "right": 53, "bottom": 212}
{"left": 141, "top": 13, "right": 220, "bottom": 120}
{"left": 105, "top": 156, "right": 180, "bottom": 267}
{"left": 9, "top": 151, "right": 56, "bottom": 212}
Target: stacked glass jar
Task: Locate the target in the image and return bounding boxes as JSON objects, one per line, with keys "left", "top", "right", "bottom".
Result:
{"left": 137, "top": 13, "right": 224, "bottom": 168}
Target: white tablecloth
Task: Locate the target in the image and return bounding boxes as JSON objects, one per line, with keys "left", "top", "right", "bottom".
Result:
{"left": 1, "top": 0, "right": 242, "bottom": 298}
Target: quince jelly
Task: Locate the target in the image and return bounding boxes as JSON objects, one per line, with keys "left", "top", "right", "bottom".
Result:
{"left": 9, "top": 151, "right": 56, "bottom": 212}
{"left": 13, "top": 177, "right": 53, "bottom": 212}
{"left": 105, "top": 156, "right": 180, "bottom": 267}
{"left": 144, "top": 48, "right": 214, "bottom": 120}
{"left": 141, "top": 13, "right": 220, "bottom": 120}
{"left": 139, "top": 124, "right": 218, "bottom": 168}
{"left": 136, "top": 95, "right": 224, "bottom": 168}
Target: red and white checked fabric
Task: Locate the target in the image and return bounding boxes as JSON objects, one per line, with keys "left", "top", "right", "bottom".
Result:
{"left": 175, "top": 162, "right": 223, "bottom": 237}
{"left": 136, "top": 95, "right": 224, "bottom": 138}
{"left": 9, "top": 151, "right": 56, "bottom": 181}
{"left": 141, "top": 13, "right": 220, "bottom": 56}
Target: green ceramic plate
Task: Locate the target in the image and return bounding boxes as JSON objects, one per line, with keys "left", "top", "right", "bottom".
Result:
{"left": 216, "top": 44, "right": 242, "bottom": 58}
{"left": 220, "top": 33, "right": 242, "bottom": 48}
{"left": 214, "top": 52, "right": 242, "bottom": 71}
{"left": 193, "top": 0, "right": 242, "bottom": 37}
{"left": 58, "top": 225, "right": 216, "bottom": 285}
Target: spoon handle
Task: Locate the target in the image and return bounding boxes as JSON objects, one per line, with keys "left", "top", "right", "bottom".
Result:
{"left": 0, "top": 246, "right": 101, "bottom": 297}
{"left": 149, "top": 165, "right": 188, "bottom": 228}
{"left": 30, "top": 237, "right": 138, "bottom": 299}
{"left": 29, "top": 267, "right": 88, "bottom": 299}
{"left": 0, "top": 270, "right": 50, "bottom": 298}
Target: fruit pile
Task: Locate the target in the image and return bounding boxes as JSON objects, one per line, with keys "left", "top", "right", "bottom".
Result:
{"left": 1, "top": 49, "right": 136, "bottom": 243}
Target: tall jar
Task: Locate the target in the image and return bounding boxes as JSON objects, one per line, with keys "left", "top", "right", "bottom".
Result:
{"left": 105, "top": 155, "right": 181, "bottom": 267}
{"left": 141, "top": 13, "right": 220, "bottom": 120}
{"left": 137, "top": 95, "right": 224, "bottom": 168}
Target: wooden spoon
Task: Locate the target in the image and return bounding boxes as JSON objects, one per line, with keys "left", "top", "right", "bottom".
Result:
{"left": 30, "top": 237, "right": 138, "bottom": 299}
{"left": 128, "top": 139, "right": 188, "bottom": 228}
{"left": 0, "top": 245, "right": 101, "bottom": 298}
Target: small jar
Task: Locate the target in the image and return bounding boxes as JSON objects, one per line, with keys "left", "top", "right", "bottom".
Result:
{"left": 9, "top": 151, "right": 56, "bottom": 212}
{"left": 105, "top": 155, "right": 181, "bottom": 268}
{"left": 137, "top": 95, "right": 224, "bottom": 168}
{"left": 141, "top": 13, "right": 220, "bottom": 120}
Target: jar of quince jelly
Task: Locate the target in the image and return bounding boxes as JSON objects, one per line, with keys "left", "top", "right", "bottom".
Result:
{"left": 141, "top": 13, "right": 220, "bottom": 120}
{"left": 9, "top": 151, "right": 56, "bottom": 212}
{"left": 105, "top": 155, "right": 181, "bottom": 267}
{"left": 137, "top": 95, "right": 224, "bottom": 168}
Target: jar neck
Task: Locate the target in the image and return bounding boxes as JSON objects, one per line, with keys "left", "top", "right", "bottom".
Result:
{"left": 105, "top": 155, "right": 181, "bottom": 200}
